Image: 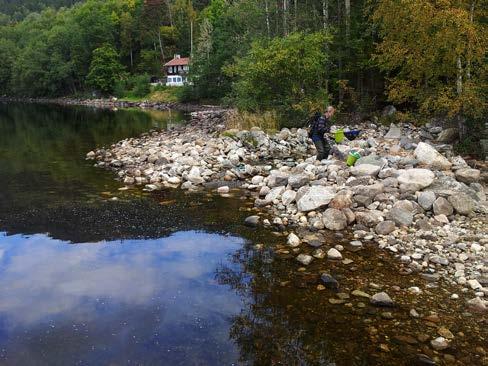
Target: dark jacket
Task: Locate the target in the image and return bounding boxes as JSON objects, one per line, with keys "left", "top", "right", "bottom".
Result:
{"left": 309, "top": 113, "right": 329, "bottom": 141}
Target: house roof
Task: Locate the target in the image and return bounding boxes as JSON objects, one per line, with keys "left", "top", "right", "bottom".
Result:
{"left": 164, "top": 57, "right": 190, "bottom": 67}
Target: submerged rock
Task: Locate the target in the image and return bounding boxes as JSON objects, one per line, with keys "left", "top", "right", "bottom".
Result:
{"left": 370, "top": 292, "right": 394, "bottom": 307}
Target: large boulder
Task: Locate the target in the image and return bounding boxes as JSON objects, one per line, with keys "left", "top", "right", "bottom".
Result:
{"left": 448, "top": 193, "right": 476, "bottom": 215}
{"left": 297, "top": 186, "right": 336, "bottom": 212}
{"left": 433, "top": 197, "right": 454, "bottom": 216}
{"left": 414, "top": 142, "right": 452, "bottom": 170}
{"left": 288, "top": 174, "right": 310, "bottom": 189}
{"left": 429, "top": 175, "right": 483, "bottom": 202}
{"left": 388, "top": 206, "right": 413, "bottom": 226}
{"left": 397, "top": 169, "right": 435, "bottom": 191}
{"left": 268, "top": 172, "right": 289, "bottom": 188}
{"left": 455, "top": 168, "right": 480, "bottom": 184}
{"left": 322, "top": 208, "right": 348, "bottom": 231}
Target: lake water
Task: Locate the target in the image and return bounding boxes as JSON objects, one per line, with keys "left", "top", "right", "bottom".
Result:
{"left": 0, "top": 103, "right": 249, "bottom": 365}
{"left": 0, "top": 102, "right": 485, "bottom": 366}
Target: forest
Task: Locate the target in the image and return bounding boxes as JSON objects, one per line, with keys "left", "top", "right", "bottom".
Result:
{"left": 0, "top": 0, "right": 486, "bottom": 132}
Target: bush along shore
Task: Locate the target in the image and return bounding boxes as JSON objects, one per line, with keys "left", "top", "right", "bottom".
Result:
{"left": 87, "top": 110, "right": 488, "bottom": 315}
{"left": 0, "top": 96, "right": 219, "bottom": 113}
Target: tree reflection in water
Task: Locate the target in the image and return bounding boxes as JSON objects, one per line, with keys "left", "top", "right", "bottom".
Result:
{"left": 216, "top": 246, "right": 342, "bottom": 366}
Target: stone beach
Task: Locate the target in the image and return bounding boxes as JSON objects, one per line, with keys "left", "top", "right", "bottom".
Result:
{"left": 88, "top": 110, "right": 488, "bottom": 318}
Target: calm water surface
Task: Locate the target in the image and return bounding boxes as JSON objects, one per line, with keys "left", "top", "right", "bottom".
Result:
{"left": 0, "top": 103, "right": 248, "bottom": 365}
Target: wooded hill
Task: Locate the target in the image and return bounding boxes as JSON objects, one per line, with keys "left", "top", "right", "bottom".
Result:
{"left": 0, "top": 0, "right": 486, "bottom": 132}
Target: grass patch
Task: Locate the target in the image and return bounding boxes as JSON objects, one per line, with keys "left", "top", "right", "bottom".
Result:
{"left": 226, "top": 110, "right": 279, "bottom": 132}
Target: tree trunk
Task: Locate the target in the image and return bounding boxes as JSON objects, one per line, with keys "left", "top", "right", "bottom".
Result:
{"left": 166, "top": 0, "right": 173, "bottom": 27}
{"left": 345, "top": 0, "right": 351, "bottom": 39}
{"left": 283, "top": 0, "right": 288, "bottom": 36}
{"left": 322, "top": 0, "right": 329, "bottom": 29}
{"left": 265, "top": 0, "right": 271, "bottom": 37}
{"left": 294, "top": 0, "right": 297, "bottom": 31}
{"left": 158, "top": 29, "right": 165, "bottom": 60}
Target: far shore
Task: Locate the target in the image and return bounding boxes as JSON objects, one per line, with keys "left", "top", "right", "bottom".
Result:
{"left": 0, "top": 96, "right": 221, "bottom": 113}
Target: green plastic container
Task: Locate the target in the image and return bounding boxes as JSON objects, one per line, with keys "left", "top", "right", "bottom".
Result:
{"left": 346, "top": 151, "right": 361, "bottom": 166}
{"left": 335, "top": 129, "right": 345, "bottom": 143}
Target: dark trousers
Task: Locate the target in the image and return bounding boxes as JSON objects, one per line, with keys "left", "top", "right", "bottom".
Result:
{"left": 313, "top": 138, "right": 330, "bottom": 161}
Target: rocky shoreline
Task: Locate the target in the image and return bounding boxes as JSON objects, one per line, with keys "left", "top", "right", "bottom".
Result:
{"left": 87, "top": 110, "right": 488, "bottom": 316}
{"left": 0, "top": 96, "right": 219, "bottom": 113}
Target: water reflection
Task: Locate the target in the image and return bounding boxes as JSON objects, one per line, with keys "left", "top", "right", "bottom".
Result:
{"left": 0, "top": 231, "right": 243, "bottom": 365}
{"left": 0, "top": 102, "right": 186, "bottom": 213}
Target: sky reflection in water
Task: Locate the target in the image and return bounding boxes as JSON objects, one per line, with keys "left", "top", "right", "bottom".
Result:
{"left": 0, "top": 231, "right": 244, "bottom": 365}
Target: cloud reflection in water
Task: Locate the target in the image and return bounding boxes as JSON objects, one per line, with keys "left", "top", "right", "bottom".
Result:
{"left": 0, "top": 231, "right": 244, "bottom": 365}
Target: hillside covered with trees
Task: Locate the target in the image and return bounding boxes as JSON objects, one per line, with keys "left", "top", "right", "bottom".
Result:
{"left": 0, "top": 0, "right": 486, "bottom": 133}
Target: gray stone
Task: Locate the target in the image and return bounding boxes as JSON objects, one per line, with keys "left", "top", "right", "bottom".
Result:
{"left": 355, "top": 210, "right": 384, "bottom": 228}
{"left": 187, "top": 166, "right": 205, "bottom": 184}
{"left": 436, "top": 128, "right": 459, "bottom": 143}
{"left": 288, "top": 174, "right": 310, "bottom": 189}
{"left": 414, "top": 142, "right": 452, "bottom": 170}
{"left": 397, "top": 169, "right": 435, "bottom": 191}
{"left": 433, "top": 197, "right": 454, "bottom": 216}
{"left": 265, "top": 186, "right": 286, "bottom": 202}
{"left": 388, "top": 206, "right": 413, "bottom": 226}
{"left": 375, "top": 220, "right": 396, "bottom": 235}
{"left": 417, "top": 191, "right": 436, "bottom": 210}
{"left": 296, "top": 254, "right": 313, "bottom": 266}
{"left": 431, "top": 337, "right": 449, "bottom": 351}
{"left": 383, "top": 105, "right": 397, "bottom": 117}
{"left": 327, "top": 248, "right": 343, "bottom": 260}
{"left": 281, "top": 189, "right": 297, "bottom": 206}
{"left": 384, "top": 123, "right": 402, "bottom": 139}
{"left": 467, "top": 297, "right": 487, "bottom": 312}
{"left": 320, "top": 273, "right": 339, "bottom": 290}
{"left": 244, "top": 215, "right": 260, "bottom": 227}
{"left": 429, "top": 255, "right": 449, "bottom": 266}
{"left": 322, "top": 208, "right": 348, "bottom": 231}
{"left": 455, "top": 168, "right": 480, "bottom": 184}
{"left": 370, "top": 292, "right": 394, "bottom": 307}
{"left": 297, "top": 186, "right": 336, "bottom": 212}
{"left": 355, "top": 155, "right": 388, "bottom": 168}
{"left": 268, "top": 172, "right": 289, "bottom": 188}
{"left": 287, "top": 233, "right": 301, "bottom": 247}
{"left": 350, "top": 164, "right": 381, "bottom": 177}
{"left": 329, "top": 190, "right": 353, "bottom": 209}
{"left": 448, "top": 193, "right": 475, "bottom": 215}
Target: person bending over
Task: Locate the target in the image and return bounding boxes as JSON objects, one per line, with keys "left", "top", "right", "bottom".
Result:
{"left": 309, "top": 106, "right": 336, "bottom": 161}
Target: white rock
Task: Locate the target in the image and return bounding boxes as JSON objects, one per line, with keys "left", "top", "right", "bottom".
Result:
{"left": 414, "top": 142, "right": 452, "bottom": 170}
{"left": 287, "top": 233, "right": 301, "bottom": 248}
{"left": 327, "top": 248, "right": 343, "bottom": 260}
{"left": 296, "top": 254, "right": 313, "bottom": 266}
{"left": 397, "top": 169, "right": 435, "bottom": 190}
{"left": 431, "top": 337, "right": 449, "bottom": 351}
{"left": 350, "top": 164, "right": 381, "bottom": 177}
{"left": 297, "top": 186, "right": 336, "bottom": 212}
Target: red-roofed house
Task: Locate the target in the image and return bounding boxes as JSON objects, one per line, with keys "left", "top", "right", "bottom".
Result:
{"left": 163, "top": 55, "right": 190, "bottom": 86}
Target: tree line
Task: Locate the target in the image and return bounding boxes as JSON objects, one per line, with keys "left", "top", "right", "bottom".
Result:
{"left": 0, "top": 0, "right": 486, "bottom": 129}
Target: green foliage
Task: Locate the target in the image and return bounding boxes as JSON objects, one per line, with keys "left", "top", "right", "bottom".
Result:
{"left": 86, "top": 44, "right": 125, "bottom": 94}
{"left": 372, "top": 0, "right": 487, "bottom": 119}
{"left": 227, "top": 32, "right": 331, "bottom": 125}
